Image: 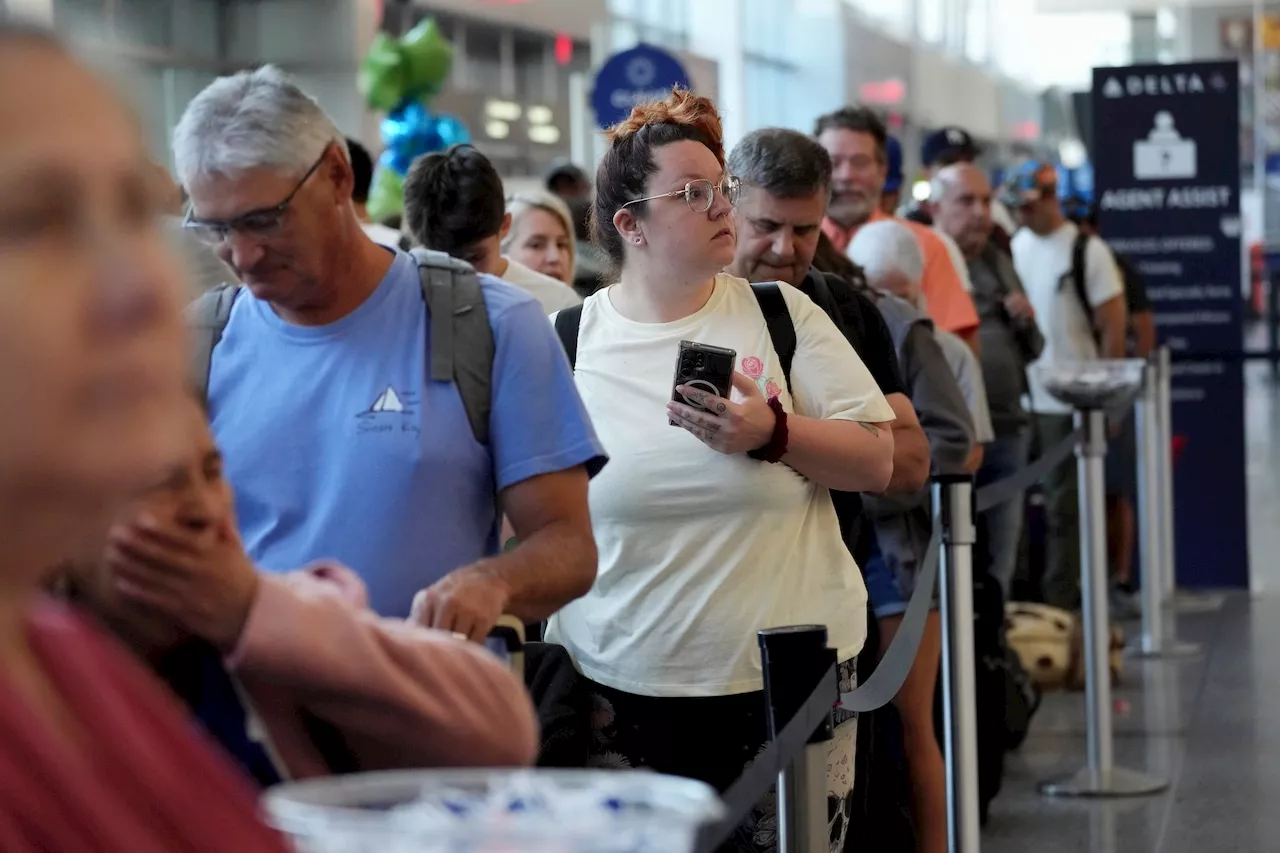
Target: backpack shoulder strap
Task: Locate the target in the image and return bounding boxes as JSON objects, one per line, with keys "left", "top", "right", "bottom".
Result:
{"left": 553, "top": 304, "right": 584, "bottom": 370}
{"left": 1070, "top": 231, "right": 1095, "bottom": 333}
{"left": 186, "top": 284, "right": 242, "bottom": 402}
{"left": 413, "top": 249, "right": 495, "bottom": 446}
{"left": 749, "top": 282, "right": 796, "bottom": 393}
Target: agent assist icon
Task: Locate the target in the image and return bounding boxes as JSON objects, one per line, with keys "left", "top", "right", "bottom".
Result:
{"left": 1133, "top": 111, "right": 1197, "bottom": 180}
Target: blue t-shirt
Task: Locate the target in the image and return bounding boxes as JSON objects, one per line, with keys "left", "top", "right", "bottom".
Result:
{"left": 208, "top": 250, "right": 606, "bottom": 616}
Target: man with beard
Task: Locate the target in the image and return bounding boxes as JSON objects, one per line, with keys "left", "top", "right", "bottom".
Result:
{"left": 814, "top": 107, "right": 981, "bottom": 354}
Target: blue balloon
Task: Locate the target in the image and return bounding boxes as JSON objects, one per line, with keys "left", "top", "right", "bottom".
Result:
{"left": 380, "top": 99, "right": 471, "bottom": 175}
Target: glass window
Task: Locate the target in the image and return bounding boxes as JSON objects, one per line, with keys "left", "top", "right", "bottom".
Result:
{"left": 918, "top": 0, "right": 947, "bottom": 45}
{"left": 965, "top": 0, "right": 988, "bottom": 64}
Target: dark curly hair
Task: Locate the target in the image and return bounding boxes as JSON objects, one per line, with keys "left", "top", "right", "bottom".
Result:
{"left": 403, "top": 143, "right": 506, "bottom": 254}
{"left": 591, "top": 88, "right": 724, "bottom": 276}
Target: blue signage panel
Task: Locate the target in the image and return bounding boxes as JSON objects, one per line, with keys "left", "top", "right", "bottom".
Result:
{"left": 1092, "top": 61, "right": 1248, "bottom": 588}
{"left": 592, "top": 44, "right": 691, "bottom": 130}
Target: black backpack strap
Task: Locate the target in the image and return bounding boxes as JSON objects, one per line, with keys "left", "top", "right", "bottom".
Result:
{"left": 186, "top": 283, "right": 242, "bottom": 402}
{"left": 412, "top": 248, "right": 495, "bottom": 446}
{"left": 1070, "top": 231, "right": 1097, "bottom": 340}
{"left": 749, "top": 282, "right": 796, "bottom": 393}
{"left": 553, "top": 304, "right": 584, "bottom": 371}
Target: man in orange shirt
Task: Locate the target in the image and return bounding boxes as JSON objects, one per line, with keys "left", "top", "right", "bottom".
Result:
{"left": 815, "top": 107, "right": 980, "bottom": 352}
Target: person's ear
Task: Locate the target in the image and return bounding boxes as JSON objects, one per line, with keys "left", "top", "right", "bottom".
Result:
{"left": 327, "top": 145, "right": 354, "bottom": 204}
{"left": 499, "top": 212, "right": 512, "bottom": 242}
{"left": 613, "top": 207, "right": 643, "bottom": 246}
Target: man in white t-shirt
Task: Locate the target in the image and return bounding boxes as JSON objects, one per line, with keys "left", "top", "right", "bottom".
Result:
{"left": 403, "top": 144, "right": 582, "bottom": 315}
{"left": 1005, "top": 161, "right": 1127, "bottom": 610}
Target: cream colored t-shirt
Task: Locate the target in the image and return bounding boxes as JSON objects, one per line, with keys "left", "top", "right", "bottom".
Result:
{"left": 545, "top": 274, "right": 894, "bottom": 697}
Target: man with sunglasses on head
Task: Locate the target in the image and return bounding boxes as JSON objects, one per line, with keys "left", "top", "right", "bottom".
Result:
{"left": 173, "top": 66, "right": 606, "bottom": 639}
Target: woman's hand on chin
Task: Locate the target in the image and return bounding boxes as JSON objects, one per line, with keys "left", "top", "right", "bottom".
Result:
{"left": 105, "top": 514, "right": 260, "bottom": 654}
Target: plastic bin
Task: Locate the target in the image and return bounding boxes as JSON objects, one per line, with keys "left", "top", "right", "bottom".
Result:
{"left": 263, "top": 768, "right": 725, "bottom": 853}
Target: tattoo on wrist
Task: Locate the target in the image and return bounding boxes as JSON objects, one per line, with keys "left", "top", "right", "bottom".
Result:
{"left": 858, "top": 422, "right": 880, "bottom": 436}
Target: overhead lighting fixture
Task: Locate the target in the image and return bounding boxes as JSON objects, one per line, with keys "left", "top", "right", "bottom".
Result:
{"left": 485, "top": 99, "right": 522, "bottom": 122}
{"left": 486, "top": 120, "right": 510, "bottom": 140}
{"left": 529, "top": 125, "right": 561, "bottom": 145}
{"left": 527, "top": 105, "right": 553, "bottom": 126}
{"left": 912, "top": 180, "right": 931, "bottom": 203}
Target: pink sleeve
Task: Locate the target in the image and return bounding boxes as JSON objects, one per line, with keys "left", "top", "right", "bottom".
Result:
{"left": 227, "top": 566, "right": 538, "bottom": 769}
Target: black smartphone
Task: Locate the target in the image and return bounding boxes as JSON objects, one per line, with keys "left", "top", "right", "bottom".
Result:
{"left": 670, "top": 340, "right": 737, "bottom": 426}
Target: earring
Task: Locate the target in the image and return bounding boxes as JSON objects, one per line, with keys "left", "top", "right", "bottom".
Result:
{"left": 633, "top": 237, "right": 642, "bottom": 244}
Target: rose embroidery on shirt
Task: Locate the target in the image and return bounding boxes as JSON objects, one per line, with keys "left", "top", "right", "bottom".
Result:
{"left": 742, "top": 356, "right": 782, "bottom": 400}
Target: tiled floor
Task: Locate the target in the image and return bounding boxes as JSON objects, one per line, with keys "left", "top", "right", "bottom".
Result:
{"left": 982, "top": 363, "right": 1280, "bottom": 853}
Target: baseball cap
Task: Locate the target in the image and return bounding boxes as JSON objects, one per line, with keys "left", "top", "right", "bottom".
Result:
{"left": 1000, "top": 161, "right": 1058, "bottom": 208}
{"left": 884, "top": 136, "right": 904, "bottom": 193}
{"left": 921, "top": 126, "right": 979, "bottom": 167}
{"left": 544, "top": 158, "right": 589, "bottom": 191}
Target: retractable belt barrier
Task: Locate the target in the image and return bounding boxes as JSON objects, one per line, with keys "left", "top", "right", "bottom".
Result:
{"left": 693, "top": 401, "right": 1121, "bottom": 853}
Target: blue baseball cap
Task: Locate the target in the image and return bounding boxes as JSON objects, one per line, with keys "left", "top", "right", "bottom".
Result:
{"left": 1000, "top": 160, "right": 1057, "bottom": 208}
{"left": 884, "top": 136, "right": 904, "bottom": 193}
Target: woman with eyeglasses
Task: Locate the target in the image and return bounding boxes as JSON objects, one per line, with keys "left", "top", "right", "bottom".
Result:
{"left": 0, "top": 21, "right": 289, "bottom": 851}
{"left": 545, "top": 90, "right": 896, "bottom": 852}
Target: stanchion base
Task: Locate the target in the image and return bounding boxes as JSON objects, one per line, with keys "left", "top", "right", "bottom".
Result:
{"left": 1165, "top": 592, "right": 1225, "bottom": 614}
{"left": 1125, "top": 639, "right": 1203, "bottom": 660}
{"left": 1038, "top": 766, "right": 1169, "bottom": 799}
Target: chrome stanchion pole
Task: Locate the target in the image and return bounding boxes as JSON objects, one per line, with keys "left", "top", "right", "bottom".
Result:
{"left": 1040, "top": 409, "right": 1168, "bottom": 798}
{"left": 1130, "top": 359, "right": 1201, "bottom": 659}
{"left": 932, "top": 476, "right": 980, "bottom": 853}
{"left": 1155, "top": 347, "right": 1177, "bottom": 607}
{"left": 759, "top": 626, "right": 834, "bottom": 853}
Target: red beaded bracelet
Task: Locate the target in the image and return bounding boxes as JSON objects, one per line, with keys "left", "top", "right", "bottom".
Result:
{"left": 747, "top": 395, "right": 789, "bottom": 463}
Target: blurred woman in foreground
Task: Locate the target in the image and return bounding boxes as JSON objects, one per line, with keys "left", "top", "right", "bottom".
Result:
{"left": 0, "top": 21, "right": 289, "bottom": 851}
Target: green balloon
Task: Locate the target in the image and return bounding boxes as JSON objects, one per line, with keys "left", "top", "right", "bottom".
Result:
{"left": 400, "top": 18, "right": 453, "bottom": 99}
{"left": 358, "top": 32, "right": 409, "bottom": 112}
{"left": 366, "top": 167, "right": 406, "bottom": 224}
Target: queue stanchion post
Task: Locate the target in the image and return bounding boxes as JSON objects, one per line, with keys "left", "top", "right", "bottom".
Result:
{"left": 758, "top": 626, "right": 835, "bottom": 853}
{"left": 1156, "top": 346, "right": 1177, "bottom": 608}
{"left": 1130, "top": 358, "right": 1200, "bottom": 659}
{"left": 932, "top": 475, "right": 981, "bottom": 853}
{"left": 1039, "top": 408, "right": 1168, "bottom": 798}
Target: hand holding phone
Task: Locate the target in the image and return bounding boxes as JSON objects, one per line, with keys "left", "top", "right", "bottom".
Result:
{"left": 670, "top": 340, "right": 736, "bottom": 426}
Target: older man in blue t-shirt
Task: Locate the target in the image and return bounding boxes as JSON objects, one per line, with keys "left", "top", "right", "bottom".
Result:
{"left": 173, "top": 67, "right": 605, "bottom": 637}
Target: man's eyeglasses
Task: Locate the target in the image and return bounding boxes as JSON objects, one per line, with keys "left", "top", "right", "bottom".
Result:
{"left": 623, "top": 175, "right": 743, "bottom": 214}
{"left": 182, "top": 147, "right": 329, "bottom": 245}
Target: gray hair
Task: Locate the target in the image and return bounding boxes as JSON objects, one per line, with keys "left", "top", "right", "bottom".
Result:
{"left": 172, "top": 65, "right": 348, "bottom": 185}
{"left": 728, "top": 127, "right": 832, "bottom": 200}
{"left": 847, "top": 219, "right": 924, "bottom": 289}
{"left": 503, "top": 190, "right": 577, "bottom": 271}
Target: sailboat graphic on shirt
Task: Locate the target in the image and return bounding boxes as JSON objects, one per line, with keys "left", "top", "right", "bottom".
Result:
{"left": 368, "top": 385, "right": 404, "bottom": 413}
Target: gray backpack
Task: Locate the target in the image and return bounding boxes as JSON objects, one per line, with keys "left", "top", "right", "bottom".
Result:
{"left": 187, "top": 248, "right": 496, "bottom": 445}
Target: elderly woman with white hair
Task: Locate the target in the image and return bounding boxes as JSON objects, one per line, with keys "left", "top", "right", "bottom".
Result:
{"left": 503, "top": 190, "right": 578, "bottom": 287}
{"left": 846, "top": 217, "right": 981, "bottom": 853}
{"left": 850, "top": 220, "right": 994, "bottom": 462}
